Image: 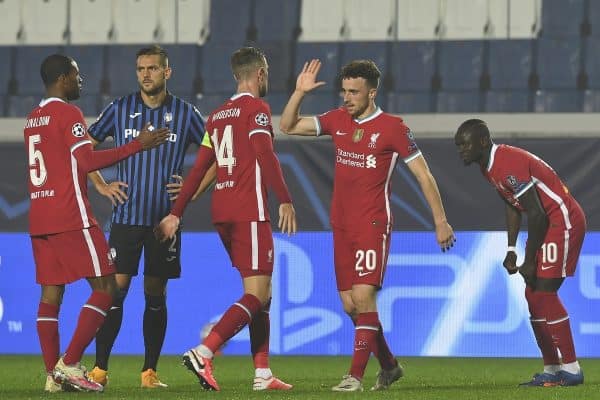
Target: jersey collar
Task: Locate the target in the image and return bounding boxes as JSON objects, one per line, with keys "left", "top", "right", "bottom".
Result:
{"left": 354, "top": 106, "right": 383, "bottom": 124}
{"left": 231, "top": 92, "right": 254, "bottom": 100}
{"left": 486, "top": 143, "right": 499, "bottom": 172}
{"left": 39, "top": 97, "right": 66, "bottom": 107}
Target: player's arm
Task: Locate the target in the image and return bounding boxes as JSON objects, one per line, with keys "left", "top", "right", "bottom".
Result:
{"left": 250, "top": 133, "right": 297, "bottom": 235}
{"left": 407, "top": 154, "right": 455, "bottom": 251}
{"left": 516, "top": 185, "right": 549, "bottom": 286}
{"left": 167, "top": 163, "right": 216, "bottom": 201}
{"left": 279, "top": 59, "right": 325, "bottom": 136}
{"left": 157, "top": 144, "right": 216, "bottom": 241}
{"left": 87, "top": 136, "right": 129, "bottom": 206}
{"left": 192, "top": 162, "right": 217, "bottom": 200}
{"left": 74, "top": 124, "right": 169, "bottom": 173}
{"left": 501, "top": 196, "right": 522, "bottom": 275}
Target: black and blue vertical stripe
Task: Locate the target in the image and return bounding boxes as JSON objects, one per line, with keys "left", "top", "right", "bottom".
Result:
{"left": 89, "top": 92, "right": 205, "bottom": 226}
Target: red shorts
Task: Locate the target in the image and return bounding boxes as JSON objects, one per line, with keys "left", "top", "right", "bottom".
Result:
{"left": 214, "top": 221, "right": 274, "bottom": 277}
{"left": 32, "top": 226, "right": 115, "bottom": 285}
{"left": 537, "top": 210, "right": 586, "bottom": 279}
{"left": 333, "top": 225, "right": 391, "bottom": 291}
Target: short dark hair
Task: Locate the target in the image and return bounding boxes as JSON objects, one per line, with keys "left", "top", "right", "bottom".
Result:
{"left": 230, "top": 46, "right": 266, "bottom": 80}
{"left": 340, "top": 60, "right": 381, "bottom": 89}
{"left": 40, "top": 54, "right": 75, "bottom": 87}
{"left": 136, "top": 45, "right": 169, "bottom": 67}
{"left": 456, "top": 119, "right": 490, "bottom": 139}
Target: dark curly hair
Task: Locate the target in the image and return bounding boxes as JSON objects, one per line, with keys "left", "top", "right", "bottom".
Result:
{"left": 340, "top": 60, "right": 381, "bottom": 89}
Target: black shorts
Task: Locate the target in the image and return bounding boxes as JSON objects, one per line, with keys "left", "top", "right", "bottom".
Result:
{"left": 108, "top": 223, "right": 181, "bottom": 279}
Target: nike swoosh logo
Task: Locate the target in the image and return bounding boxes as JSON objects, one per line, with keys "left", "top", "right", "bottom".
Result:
{"left": 129, "top": 112, "right": 142, "bottom": 118}
{"left": 335, "top": 130, "right": 349, "bottom": 136}
{"left": 541, "top": 265, "right": 556, "bottom": 270}
{"left": 358, "top": 271, "right": 373, "bottom": 277}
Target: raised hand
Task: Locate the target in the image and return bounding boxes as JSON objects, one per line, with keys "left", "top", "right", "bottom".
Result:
{"left": 136, "top": 122, "right": 170, "bottom": 150}
{"left": 296, "top": 59, "right": 326, "bottom": 93}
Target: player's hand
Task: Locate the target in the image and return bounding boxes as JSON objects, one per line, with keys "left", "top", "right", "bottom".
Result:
{"left": 435, "top": 221, "right": 455, "bottom": 252}
{"left": 155, "top": 214, "right": 180, "bottom": 242}
{"left": 295, "top": 59, "right": 326, "bottom": 94}
{"left": 503, "top": 251, "right": 519, "bottom": 275}
{"left": 278, "top": 203, "right": 297, "bottom": 236}
{"left": 518, "top": 259, "right": 537, "bottom": 287}
{"left": 166, "top": 175, "right": 183, "bottom": 201}
{"left": 136, "top": 122, "right": 170, "bottom": 150}
{"left": 96, "top": 181, "right": 128, "bottom": 206}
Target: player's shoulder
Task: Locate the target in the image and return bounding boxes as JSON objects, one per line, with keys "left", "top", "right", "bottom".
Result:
{"left": 318, "top": 106, "right": 348, "bottom": 120}
{"left": 375, "top": 111, "right": 410, "bottom": 136}
{"left": 497, "top": 144, "right": 532, "bottom": 160}
{"left": 46, "top": 100, "right": 84, "bottom": 119}
{"left": 237, "top": 93, "right": 271, "bottom": 113}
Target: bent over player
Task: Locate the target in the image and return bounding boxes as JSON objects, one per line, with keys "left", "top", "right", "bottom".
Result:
{"left": 455, "top": 119, "right": 585, "bottom": 386}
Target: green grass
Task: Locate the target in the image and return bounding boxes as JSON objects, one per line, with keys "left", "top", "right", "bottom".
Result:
{"left": 0, "top": 355, "right": 598, "bottom": 400}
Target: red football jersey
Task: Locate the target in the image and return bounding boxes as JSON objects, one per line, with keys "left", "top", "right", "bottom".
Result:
{"left": 482, "top": 144, "right": 581, "bottom": 229}
{"left": 25, "top": 98, "right": 98, "bottom": 236}
{"left": 206, "top": 93, "right": 275, "bottom": 223}
{"left": 316, "top": 107, "right": 421, "bottom": 231}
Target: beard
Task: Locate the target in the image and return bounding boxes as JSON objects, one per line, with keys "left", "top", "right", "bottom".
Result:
{"left": 140, "top": 82, "right": 165, "bottom": 97}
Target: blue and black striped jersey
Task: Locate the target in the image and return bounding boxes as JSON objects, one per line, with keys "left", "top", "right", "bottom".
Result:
{"left": 89, "top": 92, "right": 205, "bottom": 226}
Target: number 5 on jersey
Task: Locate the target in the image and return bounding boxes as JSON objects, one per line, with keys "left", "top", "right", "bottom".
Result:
{"left": 211, "top": 125, "right": 236, "bottom": 175}
{"left": 29, "top": 134, "right": 48, "bottom": 187}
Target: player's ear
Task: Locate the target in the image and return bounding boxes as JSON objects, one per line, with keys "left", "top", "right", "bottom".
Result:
{"left": 164, "top": 66, "right": 172, "bottom": 80}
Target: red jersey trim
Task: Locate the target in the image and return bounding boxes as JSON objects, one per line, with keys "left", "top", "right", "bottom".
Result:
{"left": 255, "top": 161, "right": 265, "bottom": 221}
{"left": 384, "top": 152, "right": 399, "bottom": 229}
{"left": 514, "top": 180, "right": 535, "bottom": 198}
{"left": 70, "top": 152, "right": 91, "bottom": 229}
{"left": 248, "top": 129, "right": 270, "bottom": 137}
{"left": 532, "top": 177, "right": 572, "bottom": 229}
{"left": 404, "top": 150, "right": 422, "bottom": 163}
{"left": 486, "top": 144, "right": 499, "bottom": 172}
{"left": 313, "top": 116, "right": 322, "bottom": 136}
{"left": 70, "top": 140, "right": 91, "bottom": 153}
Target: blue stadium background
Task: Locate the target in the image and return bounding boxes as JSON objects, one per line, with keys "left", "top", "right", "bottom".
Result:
{"left": 1, "top": 0, "right": 600, "bottom": 357}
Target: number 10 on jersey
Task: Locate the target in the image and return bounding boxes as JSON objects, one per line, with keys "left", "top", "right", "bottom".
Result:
{"left": 212, "top": 125, "right": 237, "bottom": 175}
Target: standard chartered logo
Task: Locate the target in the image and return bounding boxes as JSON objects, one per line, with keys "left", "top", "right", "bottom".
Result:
{"left": 366, "top": 154, "right": 377, "bottom": 168}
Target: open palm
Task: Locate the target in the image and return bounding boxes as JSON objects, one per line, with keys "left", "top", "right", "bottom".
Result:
{"left": 296, "top": 59, "right": 326, "bottom": 93}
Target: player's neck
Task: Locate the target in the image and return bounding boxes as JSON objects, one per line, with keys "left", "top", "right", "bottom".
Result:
{"left": 236, "top": 82, "right": 259, "bottom": 98}
{"left": 480, "top": 146, "right": 492, "bottom": 169}
{"left": 45, "top": 89, "right": 67, "bottom": 102}
{"left": 355, "top": 103, "right": 377, "bottom": 120}
{"left": 141, "top": 90, "right": 167, "bottom": 108}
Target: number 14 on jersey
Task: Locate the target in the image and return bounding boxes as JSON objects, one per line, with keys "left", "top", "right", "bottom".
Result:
{"left": 212, "top": 125, "right": 237, "bottom": 175}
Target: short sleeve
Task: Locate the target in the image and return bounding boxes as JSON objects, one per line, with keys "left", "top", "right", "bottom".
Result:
{"left": 501, "top": 153, "right": 534, "bottom": 198}
{"left": 88, "top": 101, "right": 116, "bottom": 142}
{"left": 315, "top": 109, "right": 339, "bottom": 137}
{"left": 247, "top": 100, "right": 273, "bottom": 139}
{"left": 62, "top": 105, "right": 91, "bottom": 151}
{"left": 189, "top": 105, "right": 206, "bottom": 145}
{"left": 390, "top": 121, "right": 421, "bottom": 163}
